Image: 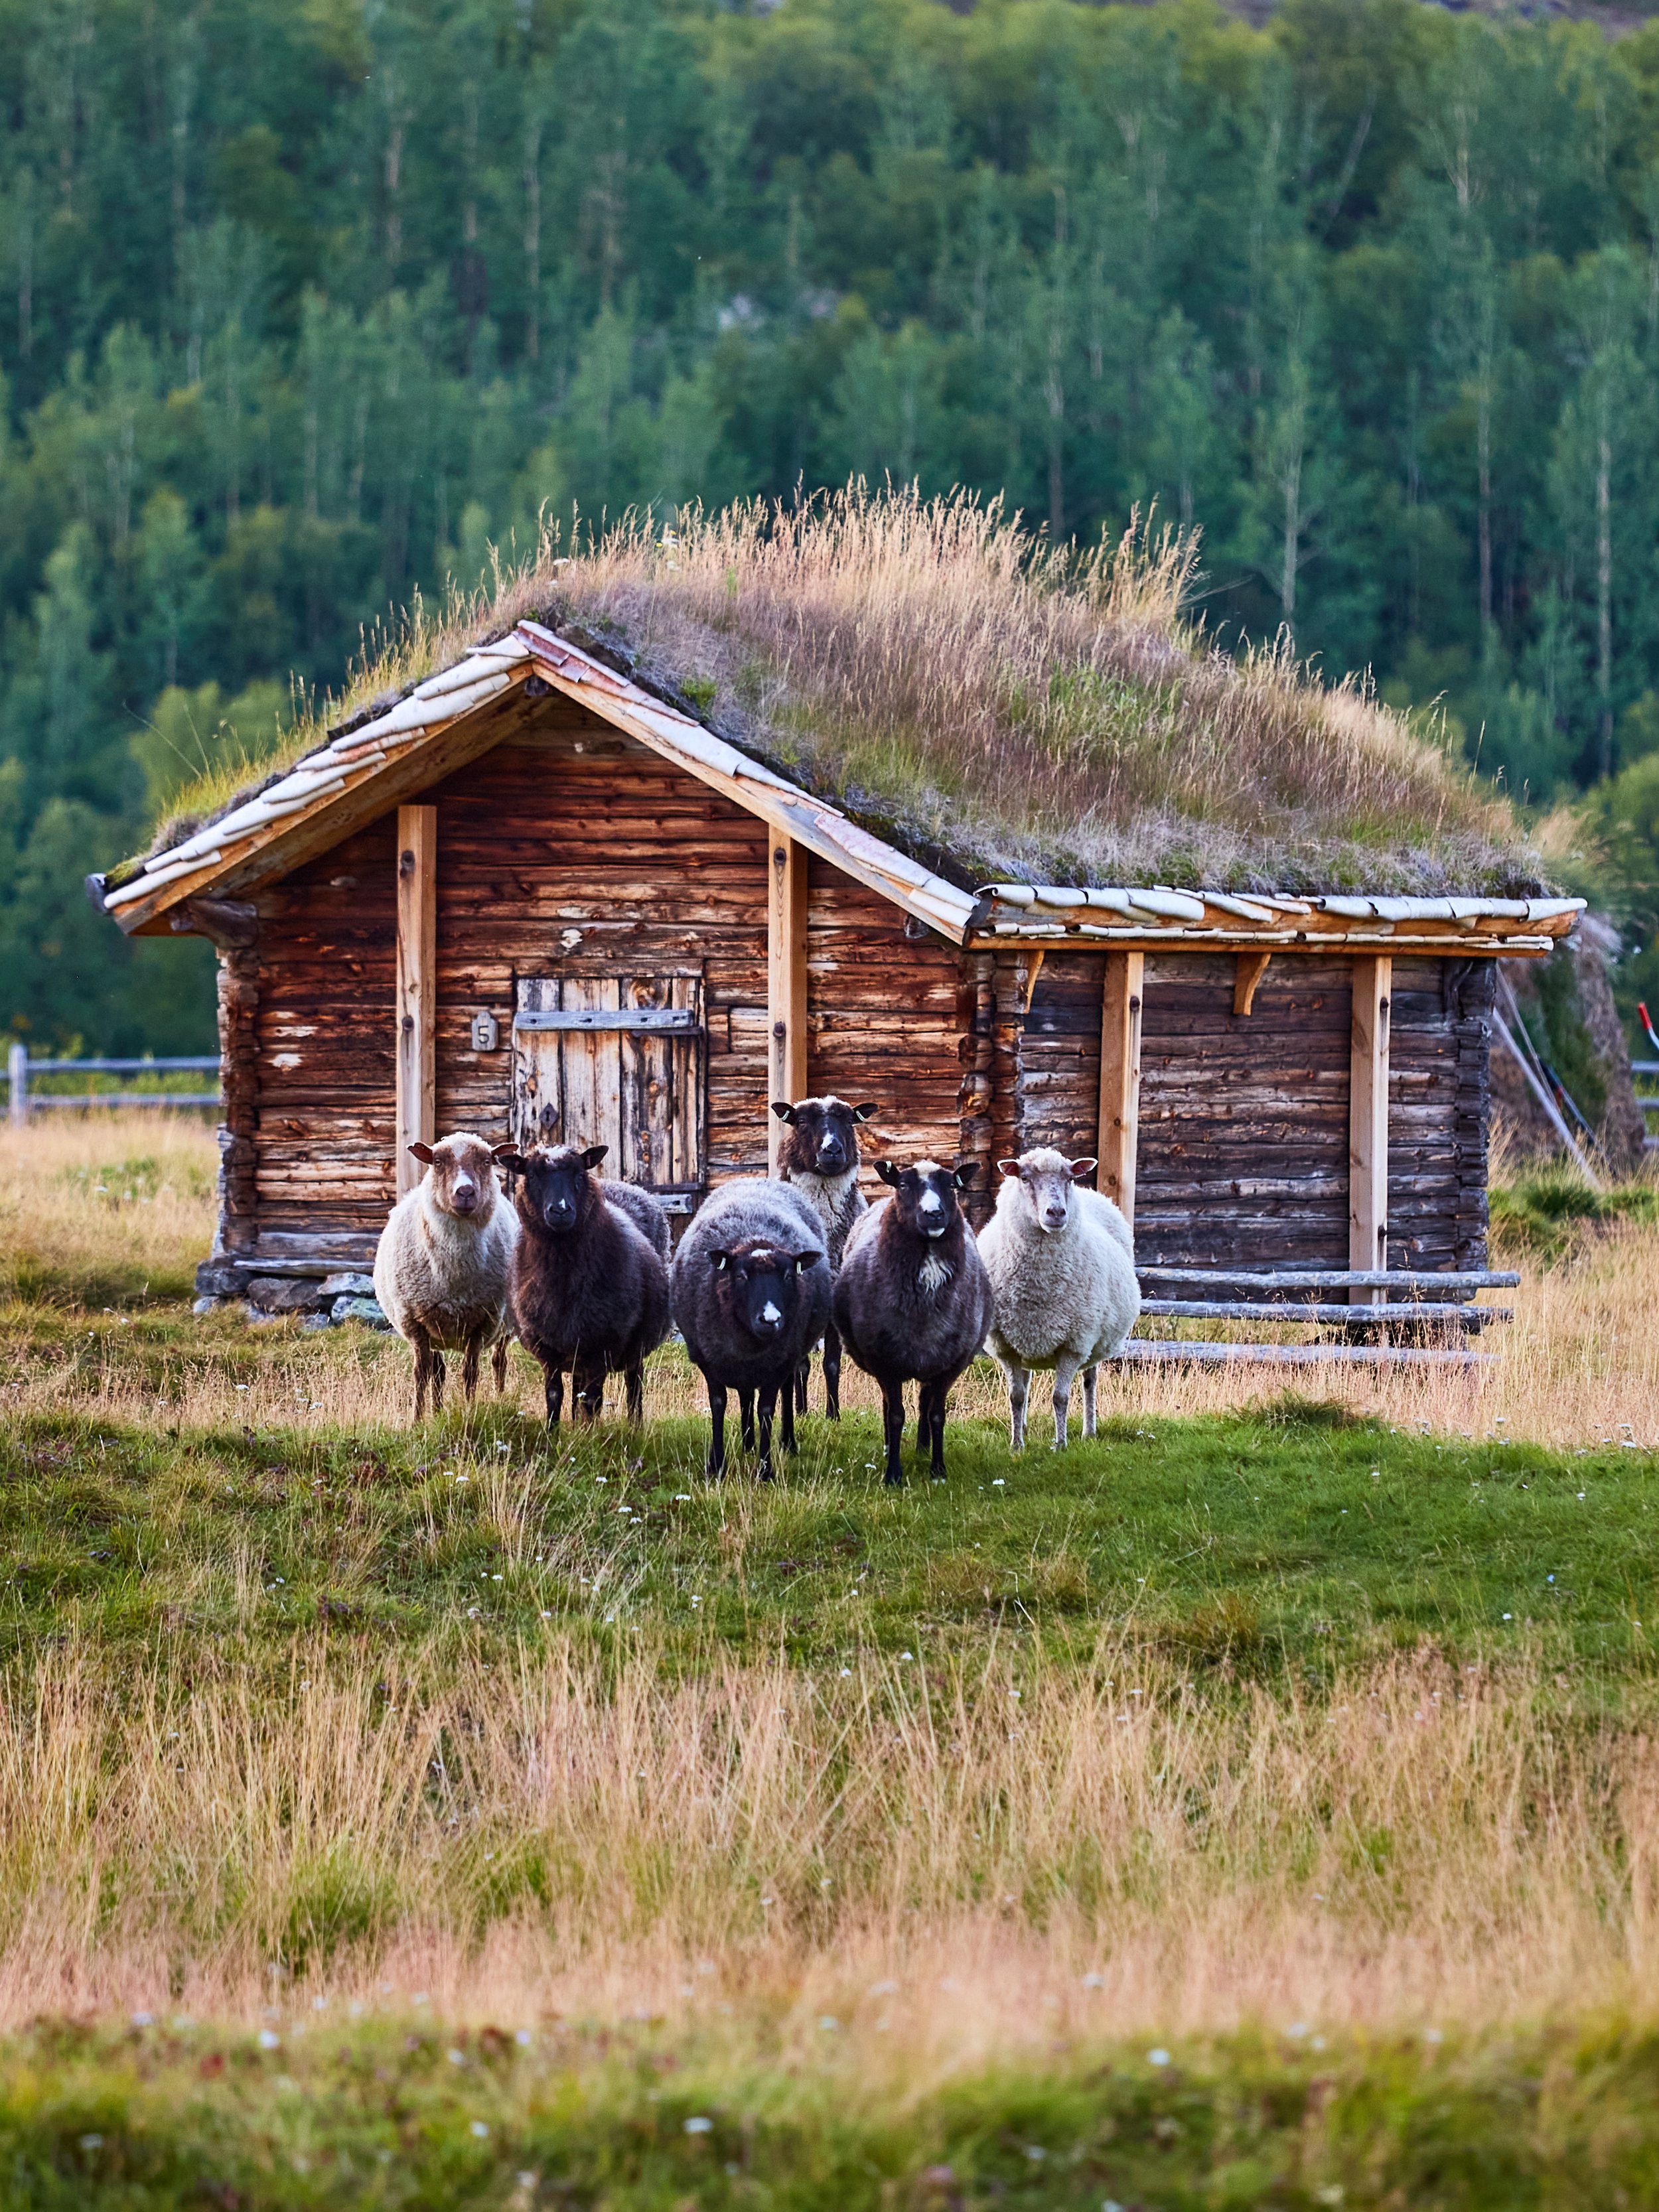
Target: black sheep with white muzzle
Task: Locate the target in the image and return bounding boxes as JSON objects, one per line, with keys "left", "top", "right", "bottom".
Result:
{"left": 771, "top": 1093, "right": 879, "bottom": 1419}
{"left": 670, "top": 1178, "right": 831, "bottom": 1480}
{"left": 831, "top": 1157, "right": 993, "bottom": 1486}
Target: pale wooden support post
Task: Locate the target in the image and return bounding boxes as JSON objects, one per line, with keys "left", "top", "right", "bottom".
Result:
{"left": 1098, "top": 950, "right": 1144, "bottom": 1224}
{"left": 7, "top": 1041, "right": 25, "bottom": 1127}
{"left": 1348, "top": 953, "right": 1392, "bottom": 1304}
{"left": 766, "top": 831, "right": 810, "bottom": 1174}
{"left": 396, "top": 805, "right": 437, "bottom": 1198}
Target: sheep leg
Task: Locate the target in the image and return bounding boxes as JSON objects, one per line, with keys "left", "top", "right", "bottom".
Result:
{"left": 794, "top": 1357, "right": 809, "bottom": 1420}
{"left": 1001, "top": 1359, "right": 1029, "bottom": 1454}
{"left": 921, "top": 1378, "right": 949, "bottom": 1481}
{"left": 461, "top": 1328, "right": 485, "bottom": 1405}
{"left": 705, "top": 1378, "right": 729, "bottom": 1480}
{"left": 779, "top": 1381, "right": 798, "bottom": 1456}
{"left": 1082, "top": 1364, "right": 1098, "bottom": 1439}
{"left": 624, "top": 1358, "right": 646, "bottom": 1426}
{"left": 491, "top": 1336, "right": 510, "bottom": 1394}
{"left": 739, "top": 1390, "right": 757, "bottom": 1451}
{"left": 756, "top": 1386, "right": 778, "bottom": 1482}
{"left": 429, "top": 1350, "right": 447, "bottom": 1417}
{"left": 543, "top": 1363, "right": 564, "bottom": 1428}
{"left": 410, "top": 1326, "right": 435, "bottom": 1422}
{"left": 1051, "top": 1354, "right": 1082, "bottom": 1450}
{"left": 881, "top": 1383, "right": 907, "bottom": 1487}
{"left": 573, "top": 1356, "right": 605, "bottom": 1423}
{"left": 822, "top": 1322, "right": 844, "bottom": 1420}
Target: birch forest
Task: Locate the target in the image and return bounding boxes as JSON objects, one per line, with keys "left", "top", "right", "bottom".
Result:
{"left": 5, "top": 0, "right": 1659, "bottom": 1048}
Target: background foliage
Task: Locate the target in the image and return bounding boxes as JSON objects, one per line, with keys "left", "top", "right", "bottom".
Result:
{"left": 7, "top": 0, "right": 1659, "bottom": 1048}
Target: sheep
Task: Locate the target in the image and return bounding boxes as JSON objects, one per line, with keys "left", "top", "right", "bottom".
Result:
{"left": 372, "top": 1131, "right": 519, "bottom": 1420}
{"left": 670, "top": 1178, "right": 831, "bottom": 1480}
{"left": 771, "top": 1093, "right": 878, "bottom": 1419}
{"left": 495, "top": 1142, "right": 671, "bottom": 1425}
{"left": 975, "top": 1147, "right": 1141, "bottom": 1450}
{"left": 831, "top": 1157, "right": 993, "bottom": 1486}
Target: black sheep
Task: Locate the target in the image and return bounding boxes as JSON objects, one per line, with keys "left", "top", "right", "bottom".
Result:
{"left": 771, "top": 1093, "right": 879, "bottom": 1420}
{"left": 497, "top": 1142, "right": 671, "bottom": 1425}
{"left": 670, "top": 1178, "right": 831, "bottom": 1480}
{"left": 831, "top": 1157, "right": 992, "bottom": 1486}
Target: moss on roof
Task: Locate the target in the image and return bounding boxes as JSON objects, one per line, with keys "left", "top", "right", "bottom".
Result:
{"left": 145, "top": 488, "right": 1544, "bottom": 898}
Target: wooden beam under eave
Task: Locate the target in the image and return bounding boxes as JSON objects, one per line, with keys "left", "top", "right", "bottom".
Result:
{"left": 396, "top": 805, "right": 437, "bottom": 1198}
{"left": 766, "top": 833, "right": 809, "bottom": 1173}
{"left": 1348, "top": 953, "right": 1392, "bottom": 1302}
{"left": 1098, "top": 949, "right": 1144, "bottom": 1225}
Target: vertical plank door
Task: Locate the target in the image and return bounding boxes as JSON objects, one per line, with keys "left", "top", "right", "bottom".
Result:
{"left": 512, "top": 974, "right": 705, "bottom": 1202}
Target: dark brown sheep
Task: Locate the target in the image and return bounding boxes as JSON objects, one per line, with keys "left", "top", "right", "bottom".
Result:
{"left": 771, "top": 1093, "right": 878, "bottom": 1419}
{"left": 496, "top": 1142, "right": 671, "bottom": 1425}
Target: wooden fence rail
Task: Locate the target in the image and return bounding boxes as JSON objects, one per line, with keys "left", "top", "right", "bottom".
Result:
{"left": 5, "top": 1044, "right": 220, "bottom": 1123}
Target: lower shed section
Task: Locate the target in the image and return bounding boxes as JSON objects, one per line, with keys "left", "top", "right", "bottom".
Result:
{"left": 200, "top": 695, "right": 1494, "bottom": 1293}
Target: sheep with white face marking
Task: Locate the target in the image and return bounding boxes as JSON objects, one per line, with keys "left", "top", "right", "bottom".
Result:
{"left": 671, "top": 1178, "right": 831, "bottom": 1481}
{"left": 976, "top": 1147, "right": 1140, "bottom": 1450}
{"left": 373, "top": 1131, "right": 520, "bottom": 1420}
{"left": 771, "top": 1093, "right": 879, "bottom": 1419}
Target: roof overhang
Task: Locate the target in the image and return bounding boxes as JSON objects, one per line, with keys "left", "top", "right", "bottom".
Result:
{"left": 88, "top": 622, "right": 1583, "bottom": 960}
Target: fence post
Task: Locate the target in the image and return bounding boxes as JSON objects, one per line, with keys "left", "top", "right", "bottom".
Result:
{"left": 7, "top": 1042, "right": 25, "bottom": 1127}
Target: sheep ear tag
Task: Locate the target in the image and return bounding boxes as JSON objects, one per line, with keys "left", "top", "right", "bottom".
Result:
{"left": 770, "top": 1101, "right": 798, "bottom": 1123}
{"left": 709, "top": 1251, "right": 730, "bottom": 1271}
{"left": 852, "top": 1102, "right": 880, "bottom": 1122}
{"left": 408, "top": 1142, "right": 436, "bottom": 1164}
{"left": 954, "top": 1162, "right": 979, "bottom": 1187}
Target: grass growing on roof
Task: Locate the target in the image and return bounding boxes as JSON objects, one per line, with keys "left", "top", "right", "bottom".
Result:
{"left": 133, "top": 488, "right": 1540, "bottom": 897}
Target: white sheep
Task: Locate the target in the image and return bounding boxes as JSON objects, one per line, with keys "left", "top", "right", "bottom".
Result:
{"left": 975, "top": 1147, "right": 1140, "bottom": 1449}
{"left": 372, "top": 1131, "right": 520, "bottom": 1418}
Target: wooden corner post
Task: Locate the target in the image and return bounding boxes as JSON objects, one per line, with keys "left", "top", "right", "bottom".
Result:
{"left": 1348, "top": 953, "right": 1392, "bottom": 1301}
{"left": 396, "top": 804, "right": 437, "bottom": 1198}
{"left": 766, "top": 831, "right": 809, "bottom": 1174}
{"left": 1098, "top": 950, "right": 1144, "bottom": 1224}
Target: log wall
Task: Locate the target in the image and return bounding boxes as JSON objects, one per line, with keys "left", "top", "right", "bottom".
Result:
{"left": 214, "top": 691, "right": 1493, "bottom": 1278}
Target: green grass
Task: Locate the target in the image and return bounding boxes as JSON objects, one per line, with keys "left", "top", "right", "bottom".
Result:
{"left": 5, "top": 2014, "right": 1659, "bottom": 2209}
{"left": 3, "top": 1306, "right": 1656, "bottom": 1700}
{"left": 1490, "top": 1165, "right": 1659, "bottom": 1262}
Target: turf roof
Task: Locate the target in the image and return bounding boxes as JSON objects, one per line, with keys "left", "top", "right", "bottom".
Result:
{"left": 145, "top": 488, "right": 1544, "bottom": 899}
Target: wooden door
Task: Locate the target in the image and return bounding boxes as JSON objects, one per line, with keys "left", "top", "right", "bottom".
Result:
{"left": 512, "top": 974, "right": 705, "bottom": 1206}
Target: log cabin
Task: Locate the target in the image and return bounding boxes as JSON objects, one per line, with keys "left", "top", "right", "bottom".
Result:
{"left": 86, "top": 508, "right": 1583, "bottom": 1346}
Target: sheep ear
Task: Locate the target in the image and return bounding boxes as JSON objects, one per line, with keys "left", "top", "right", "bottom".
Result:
{"left": 408, "top": 1142, "right": 435, "bottom": 1164}
{"left": 954, "top": 1162, "right": 979, "bottom": 1188}
{"left": 1070, "top": 1156, "right": 1098, "bottom": 1182}
{"left": 874, "top": 1159, "right": 900, "bottom": 1186}
{"left": 492, "top": 1150, "right": 527, "bottom": 1175}
{"left": 996, "top": 1158, "right": 1022, "bottom": 1179}
{"left": 709, "top": 1249, "right": 730, "bottom": 1271}
{"left": 851, "top": 1101, "right": 879, "bottom": 1122}
{"left": 581, "top": 1144, "right": 609, "bottom": 1170}
{"left": 770, "top": 1101, "right": 797, "bottom": 1123}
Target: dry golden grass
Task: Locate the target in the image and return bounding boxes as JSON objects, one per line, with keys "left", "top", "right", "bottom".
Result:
{"left": 0, "top": 1635, "right": 1646, "bottom": 2066}
{"left": 144, "top": 487, "right": 1532, "bottom": 896}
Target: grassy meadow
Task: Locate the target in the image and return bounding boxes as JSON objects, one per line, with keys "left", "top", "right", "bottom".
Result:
{"left": 3, "top": 1115, "right": 1659, "bottom": 2203}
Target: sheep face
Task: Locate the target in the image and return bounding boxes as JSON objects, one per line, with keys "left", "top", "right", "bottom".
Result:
{"left": 497, "top": 1142, "right": 609, "bottom": 1234}
{"left": 873, "top": 1157, "right": 977, "bottom": 1240}
{"left": 407, "top": 1132, "right": 503, "bottom": 1221}
{"left": 997, "top": 1147, "right": 1099, "bottom": 1235}
{"left": 706, "top": 1239, "right": 818, "bottom": 1344}
{"left": 770, "top": 1095, "right": 878, "bottom": 1176}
